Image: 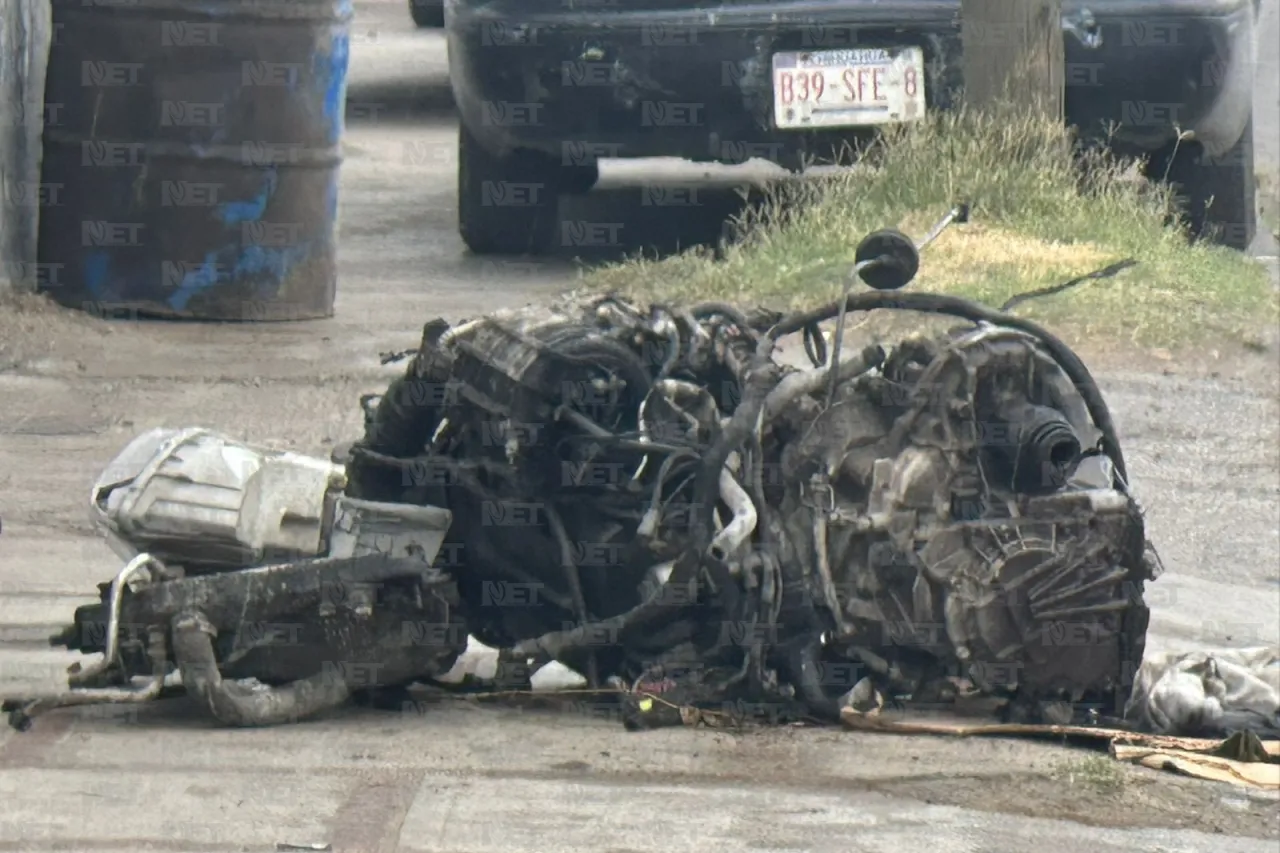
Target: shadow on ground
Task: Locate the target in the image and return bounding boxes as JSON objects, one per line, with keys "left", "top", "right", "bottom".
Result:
{"left": 434, "top": 187, "right": 756, "bottom": 279}
{"left": 550, "top": 187, "right": 757, "bottom": 264}
{"left": 346, "top": 78, "right": 457, "bottom": 122}
{"left": 344, "top": 78, "right": 761, "bottom": 265}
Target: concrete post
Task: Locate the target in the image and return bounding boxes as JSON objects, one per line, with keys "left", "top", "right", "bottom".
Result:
{"left": 961, "top": 0, "right": 1065, "bottom": 118}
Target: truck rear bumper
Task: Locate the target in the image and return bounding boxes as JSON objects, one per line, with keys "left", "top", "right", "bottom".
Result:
{"left": 445, "top": 0, "right": 1256, "bottom": 164}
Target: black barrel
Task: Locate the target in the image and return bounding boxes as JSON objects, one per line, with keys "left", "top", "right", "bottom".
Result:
{"left": 36, "top": 0, "right": 351, "bottom": 321}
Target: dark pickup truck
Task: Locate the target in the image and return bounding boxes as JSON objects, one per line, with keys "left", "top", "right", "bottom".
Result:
{"left": 410, "top": 0, "right": 445, "bottom": 27}
{"left": 444, "top": 0, "right": 1260, "bottom": 255}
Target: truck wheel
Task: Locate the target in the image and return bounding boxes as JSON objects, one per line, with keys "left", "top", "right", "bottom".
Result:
{"left": 408, "top": 0, "right": 444, "bottom": 28}
{"left": 457, "top": 125, "right": 597, "bottom": 257}
{"left": 1146, "top": 119, "right": 1257, "bottom": 251}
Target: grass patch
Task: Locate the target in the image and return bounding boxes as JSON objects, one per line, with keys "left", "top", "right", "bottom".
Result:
{"left": 584, "top": 104, "right": 1277, "bottom": 352}
{"left": 1052, "top": 755, "right": 1128, "bottom": 795}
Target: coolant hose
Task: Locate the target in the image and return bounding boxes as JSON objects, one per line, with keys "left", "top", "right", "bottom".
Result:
{"left": 171, "top": 611, "right": 351, "bottom": 727}
{"left": 708, "top": 466, "right": 757, "bottom": 564}
{"left": 517, "top": 337, "right": 782, "bottom": 656}
{"left": 762, "top": 344, "right": 885, "bottom": 418}
{"left": 791, "top": 640, "right": 842, "bottom": 722}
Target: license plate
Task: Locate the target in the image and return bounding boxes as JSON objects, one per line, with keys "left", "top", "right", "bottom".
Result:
{"left": 772, "top": 47, "right": 926, "bottom": 130}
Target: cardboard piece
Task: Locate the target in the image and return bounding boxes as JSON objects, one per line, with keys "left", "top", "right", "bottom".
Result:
{"left": 1110, "top": 744, "right": 1280, "bottom": 790}
{"left": 839, "top": 706, "right": 1280, "bottom": 789}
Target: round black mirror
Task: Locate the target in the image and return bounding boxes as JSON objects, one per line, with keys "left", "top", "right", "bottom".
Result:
{"left": 854, "top": 229, "right": 920, "bottom": 291}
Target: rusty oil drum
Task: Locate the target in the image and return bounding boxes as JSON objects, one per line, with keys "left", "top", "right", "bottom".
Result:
{"left": 36, "top": 0, "right": 351, "bottom": 321}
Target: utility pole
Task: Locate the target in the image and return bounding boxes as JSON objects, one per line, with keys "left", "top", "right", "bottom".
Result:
{"left": 960, "top": 0, "right": 1064, "bottom": 118}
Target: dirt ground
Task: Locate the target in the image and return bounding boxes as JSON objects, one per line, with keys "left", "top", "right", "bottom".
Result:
{"left": 1, "top": 2, "right": 1278, "bottom": 850}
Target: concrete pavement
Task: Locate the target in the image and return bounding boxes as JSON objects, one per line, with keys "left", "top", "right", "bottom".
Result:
{"left": 2, "top": 697, "right": 1279, "bottom": 852}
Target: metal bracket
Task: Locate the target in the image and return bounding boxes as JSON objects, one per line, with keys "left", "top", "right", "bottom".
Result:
{"left": 800, "top": 474, "right": 836, "bottom": 515}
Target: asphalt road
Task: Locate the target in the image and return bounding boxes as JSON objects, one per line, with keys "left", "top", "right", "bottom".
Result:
{"left": 0, "top": 3, "right": 1277, "bottom": 851}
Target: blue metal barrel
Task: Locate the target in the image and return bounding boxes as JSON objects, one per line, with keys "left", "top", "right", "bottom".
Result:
{"left": 36, "top": 0, "right": 351, "bottom": 321}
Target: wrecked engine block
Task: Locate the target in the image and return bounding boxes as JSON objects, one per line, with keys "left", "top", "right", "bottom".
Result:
{"left": 340, "top": 290, "right": 1157, "bottom": 727}
{"left": 8, "top": 226, "right": 1161, "bottom": 732}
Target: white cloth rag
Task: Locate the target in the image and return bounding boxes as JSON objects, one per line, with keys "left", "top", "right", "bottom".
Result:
{"left": 1124, "top": 646, "right": 1280, "bottom": 737}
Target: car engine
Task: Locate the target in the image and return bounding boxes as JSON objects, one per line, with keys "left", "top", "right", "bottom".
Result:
{"left": 342, "top": 285, "right": 1157, "bottom": 727}
{"left": 8, "top": 224, "right": 1161, "bottom": 731}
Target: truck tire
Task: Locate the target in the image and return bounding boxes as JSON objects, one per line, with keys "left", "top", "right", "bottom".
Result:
{"left": 457, "top": 125, "right": 560, "bottom": 256}
{"left": 408, "top": 0, "right": 444, "bottom": 28}
{"left": 457, "top": 126, "right": 597, "bottom": 257}
{"left": 1146, "top": 119, "right": 1257, "bottom": 251}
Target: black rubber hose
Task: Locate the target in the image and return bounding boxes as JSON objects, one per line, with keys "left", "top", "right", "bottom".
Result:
{"left": 359, "top": 320, "right": 454, "bottom": 462}
{"left": 171, "top": 611, "right": 351, "bottom": 727}
{"left": 687, "top": 337, "right": 778, "bottom": 557}
{"left": 803, "top": 323, "right": 828, "bottom": 367}
{"left": 361, "top": 373, "right": 449, "bottom": 459}
{"left": 536, "top": 333, "right": 655, "bottom": 438}
{"left": 768, "top": 291, "right": 1127, "bottom": 484}
{"left": 791, "top": 640, "right": 842, "bottom": 722}
{"left": 506, "top": 341, "right": 780, "bottom": 661}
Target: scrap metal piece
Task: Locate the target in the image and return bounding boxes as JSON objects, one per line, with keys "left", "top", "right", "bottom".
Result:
{"left": 5, "top": 465, "right": 468, "bottom": 730}
{"left": 90, "top": 427, "right": 346, "bottom": 573}
{"left": 171, "top": 609, "right": 352, "bottom": 727}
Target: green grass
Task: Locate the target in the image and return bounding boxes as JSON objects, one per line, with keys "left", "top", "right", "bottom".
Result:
{"left": 583, "top": 104, "right": 1277, "bottom": 352}
{"left": 1053, "top": 755, "right": 1128, "bottom": 794}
